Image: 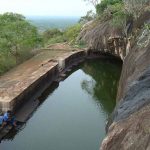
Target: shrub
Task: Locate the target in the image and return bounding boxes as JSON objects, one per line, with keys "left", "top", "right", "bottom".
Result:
{"left": 47, "top": 35, "right": 66, "bottom": 45}
{"left": 123, "top": 0, "right": 150, "bottom": 19}
{"left": 0, "top": 13, "right": 42, "bottom": 74}
{"left": 64, "top": 24, "right": 82, "bottom": 44}
{"left": 79, "top": 10, "right": 96, "bottom": 24}
{"left": 0, "top": 53, "right": 16, "bottom": 75}
{"left": 43, "top": 28, "right": 63, "bottom": 43}
{"left": 96, "top": 0, "right": 122, "bottom": 15}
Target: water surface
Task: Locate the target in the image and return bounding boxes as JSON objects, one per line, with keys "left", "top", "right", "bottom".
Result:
{"left": 0, "top": 59, "right": 122, "bottom": 150}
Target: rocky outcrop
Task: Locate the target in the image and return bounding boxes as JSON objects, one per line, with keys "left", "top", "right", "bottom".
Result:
{"left": 78, "top": 20, "right": 127, "bottom": 60}
{"left": 101, "top": 28, "right": 150, "bottom": 150}
{"left": 78, "top": 12, "right": 150, "bottom": 150}
{"left": 101, "top": 104, "right": 150, "bottom": 150}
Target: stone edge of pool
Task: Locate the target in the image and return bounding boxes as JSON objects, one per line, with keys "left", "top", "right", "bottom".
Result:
{"left": 0, "top": 49, "right": 119, "bottom": 112}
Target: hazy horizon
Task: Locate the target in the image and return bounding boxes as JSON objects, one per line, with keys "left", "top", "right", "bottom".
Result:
{"left": 0, "top": 0, "right": 94, "bottom": 17}
{"left": 26, "top": 15, "right": 81, "bottom": 18}
{"left": 27, "top": 16, "right": 80, "bottom": 32}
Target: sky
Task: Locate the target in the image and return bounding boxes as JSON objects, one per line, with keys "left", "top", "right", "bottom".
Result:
{"left": 0, "top": 0, "right": 95, "bottom": 17}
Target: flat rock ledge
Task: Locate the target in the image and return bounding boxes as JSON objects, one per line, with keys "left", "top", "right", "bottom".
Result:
{"left": 0, "top": 45, "right": 116, "bottom": 112}
{"left": 0, "top": 47, "right": 86, "bottom": 111}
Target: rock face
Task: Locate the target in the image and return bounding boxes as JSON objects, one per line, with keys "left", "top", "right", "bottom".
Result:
{"left": 78, "top": 20, "right": 127, "bottom": 60}
{"left": 101, "top": 28, "right": 150, "bottom": 150}
{"left": 78, "top": 15, "right": 150, "bottom": 149}
{"left": 101, "top": 104, "right": 150, "bottom": 150}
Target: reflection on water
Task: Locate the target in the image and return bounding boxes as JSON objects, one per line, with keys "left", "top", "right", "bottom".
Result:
{"left": 81, "top": 59, "right": 121, "bottom": 115}
{"left": 0, "top": 58, "right": 122, "bottom": 150}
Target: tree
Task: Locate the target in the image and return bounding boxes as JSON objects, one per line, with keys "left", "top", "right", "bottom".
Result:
{"left": 0, "top": 13, "right": 42, "bottom": 65}
{"left": 96, "top": 0, "right": 123, "bottom": 15}
{"left": 64, "top": 24, "right": 82, "bottom": 44}
{"left": 79, "top": 10, "right": 96, "bottom": 24}
{"left": 83, "top": 0, "right": 100, "bottom": 7}
{"left": 43, "top": 28, "right": 63, "bottom": 43}
{"left": 111, "top": 2, "right": 130, "bottom": 36}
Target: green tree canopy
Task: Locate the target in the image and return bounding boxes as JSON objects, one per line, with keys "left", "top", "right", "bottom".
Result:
{"left": 0, "top": 13, "right": 43, "bottom": 74}
{"left": 0, "top": 13, "right": 42, "bottom": 63}
{"left": 79, "top": 10, "right": 96, "bottom": 24}
{"left": 96, "top": 0, "right": 123, "bottom": 15}
{"left": 83, "top": 0, "right": 100, "bottom": 7}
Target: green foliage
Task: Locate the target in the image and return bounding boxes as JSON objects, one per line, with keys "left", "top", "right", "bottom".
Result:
{"left": 0, "top": 54, "right": 16, "bottom": 75}
{"left": 42, "top": 24, "right": 82, "bottom": 45}
{"left": 83, "top": 0, "right": 100, "bottom": 7}
{"left": 78, "top": 40, "right": 87, "bottom": 48}
{"left": 94, "top": 0, "right": 130, "bottom": 35}
{"left": 43, "top": 28, "right": 63, "bottom": 42}
{"left": 47, "top": 35, "right": 66, "bottom": 45}
{"left": 43, "top": 28, "right": 65, "bottom": 45}
{"left": 111, "top": 3, "right": 127, "bottom": 27}
{"left": 96, "top": 1, "right": 107, "bottom": 15}
{"left": 112, "top": 12, "right": 126, "bottom": 27}
{"left": 96, "top": 0, "right": 149, "bottom": 20}
{"left": 144, "top": 23, "right": 150, "bottom": 30}
{"left": 73, "top": 40, "right": 87, "bottom": 48}
{"left": 96, "top": 0, "right": 122, "bottom": 15}
{"left": 79, "top": 10, "right": 96, "bottom": 24}
{"left": 0, "top": 12, "right": 43, "bottom": 75}
{"left": 64, "top": 24, "right": 82, "bottom": 44}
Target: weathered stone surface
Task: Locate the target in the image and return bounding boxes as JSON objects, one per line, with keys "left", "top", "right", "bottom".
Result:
{"left": 79, "top": 13, "right": 150, "bottom": 149}
{"left": 79, "top": 21, "right": 118, "bottom": 48}
{"left": 113, "top": 66, "right": 150, "bottom": 122}
{"left": 0, "top": 45, "right": 84, "bottom": 111}
{"left": 78, "top": 20, "right": 128, "bottom": 60}
{"left": 101, "top": 24, "right": 150, "bottom": 149}
{"left": 114, "top": 29, "right": 150, "bottom": 119}
{"left": 0, "top": 52, "right": 58, "bottom": 111}
{"left": 101, "top": 104, "right": 150, "bottom": 150}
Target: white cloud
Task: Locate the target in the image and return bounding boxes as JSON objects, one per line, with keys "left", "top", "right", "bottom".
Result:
{"left": 0, "top": 0, "right": 95, "bottom": 16}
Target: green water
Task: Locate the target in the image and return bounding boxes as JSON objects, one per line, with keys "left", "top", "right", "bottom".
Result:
{"left": 0, "top": 59, "right": 122, "bottom": 150}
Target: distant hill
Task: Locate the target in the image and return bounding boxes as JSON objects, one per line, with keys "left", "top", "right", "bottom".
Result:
{"left": 26, "top": 16, "right": 80, "bottom": 32}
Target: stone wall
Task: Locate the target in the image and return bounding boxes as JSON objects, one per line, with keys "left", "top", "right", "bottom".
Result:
{"left": 0, "top": 50, "right": 118, "bottom": 112}
{"left": 0, "top": 51, "right": 85, "bottom": 112}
